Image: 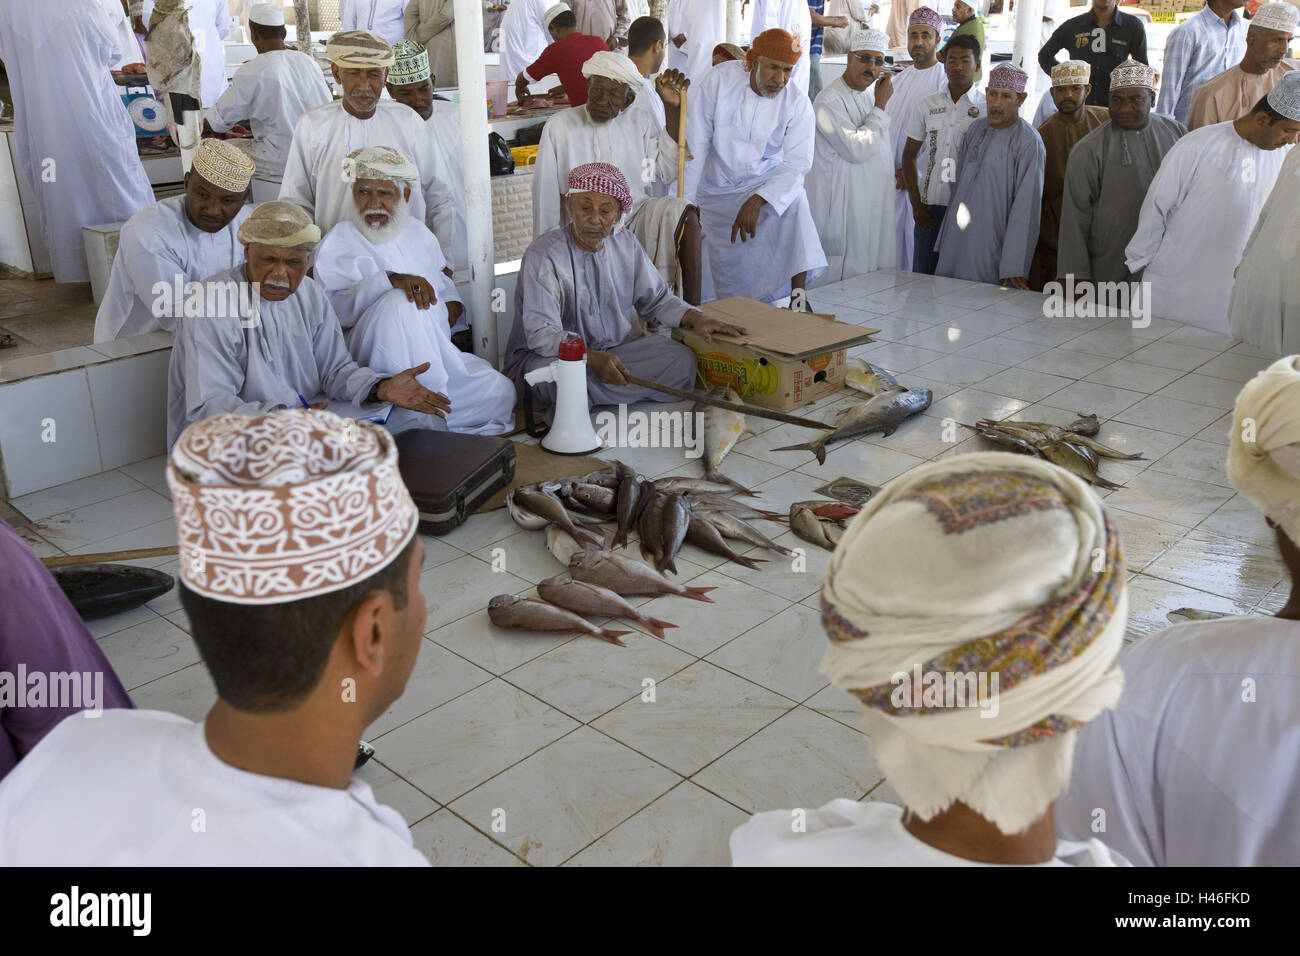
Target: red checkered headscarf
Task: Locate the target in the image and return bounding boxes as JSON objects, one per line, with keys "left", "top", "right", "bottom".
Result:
{"left": 566, "top": 162, "right": 633, "bottom": 214}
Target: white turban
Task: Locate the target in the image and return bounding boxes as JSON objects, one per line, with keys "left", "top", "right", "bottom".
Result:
{"left": 849, "top": 27, "right": 890, "bottom": 54}
{"left": 1227, "top": 355, "right": 1300, "bottom": 545}
{"left": 580, "top": 50, "right": 646, "bottom": 96}
{"left": 819, "top": 452, "right": 1126, "bottom": 834}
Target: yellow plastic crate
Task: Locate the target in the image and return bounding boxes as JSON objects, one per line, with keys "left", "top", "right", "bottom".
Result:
{"left": 510, "top": 144, "right": 539, "bottom": 166}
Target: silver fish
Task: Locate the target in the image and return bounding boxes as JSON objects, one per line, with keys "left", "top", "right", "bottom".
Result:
{"left": 658, "top": 494, "right": 691, "bottom": 575}
{"left": 1166, "top": 607, "right": 1230, "bottom": 624}
{"left": 637, "top": 492, "right": 668, "bottom": 566}
{"left": 696, "top": 386, "right": 749, "bottom": 479}
{"left": 1061, "top": 432, "right": 1145, "bottom": 461}
{"left": 680, "top": 493, "right": 786, "bottom": 521}
{"left": 685, "top": 515, "right": 766, "bottom": 569}
{"left": 773, "top": 388, "right": 933, "bottom": 465}
{"left": 514, "top": 488, "right": 585, "bottom": 538}
{"left": 701, "top": 509, "right": 795, "bottom": 555}
{"left": 844, "top": 359, "right": 902, "bottom": 397}
{"left": 1036, "top": 438, "right": 1124, "bottom": 490}
{"left": 568, "top": 550, "right": 717, "bottom": 602}
{"left": 654, "top": 475, "right": 760, "bottom": 497}
{"left": 506, "top": 489, "right": 550, "bottom": 530}
{"left": 578, "top": 467, "right": 622, "bottom": 489}
{"left": 537, "top": 575, "right": 676, "bottom": 640}
{"left": 612, "top": 475, "right": 642, "bottom": 550}
{"left": 487, "top": 594, "right": 631, "bottom": 646}
{"left": 790, "top": 505, "right": 836, "bottom": 550}
{"left": 961, "top": 422, "right": 1043, "bottom": 457}
{"left": 545, "top": 525, "right": 604, "bottom": 566}
{"left": 567, "top": 482, "right": 617, "bottom": 515}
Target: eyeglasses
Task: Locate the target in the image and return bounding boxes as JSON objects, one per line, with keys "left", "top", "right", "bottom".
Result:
{"left": 849, "top": 52, "right": 886, "bottom": 66}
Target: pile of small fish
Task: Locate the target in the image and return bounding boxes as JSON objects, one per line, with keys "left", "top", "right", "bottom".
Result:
{"left": 490, "top": 464, "right": 795, "bottom": 647}
{"left": 773, "top": 360, "right": 932, "bottom": 465}
{"left": 789, "top": 500, "right": 861, "bottom": 550}
{"left": 961, "top": 413, "right": 1144, "bottom": 490}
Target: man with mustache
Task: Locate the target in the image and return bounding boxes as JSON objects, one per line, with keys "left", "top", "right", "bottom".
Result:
{"left": 1156, "top": 0, "right": 1248, "bottom": 127}
{"left": 749, "top": 0, "right": 815, "bottom": 95}
{"left": 279, "top": 31, "right": 458, "bottom": 259}
{"left": 167, "top": 201, "right": 452, "bottom": 447}
{"left": 688, "top": 29, "right": 827, "bottom": 307}
{"left": 95, "top": 139, "right": 255, "bottom": 342}
{"left": 807, "top": 27, "right": 897, "bottom": 283}
{"left": 1057, "top": 59, "right": 1185, "bottom": 287}
{"left": 1126, "top": 71, "right": 1300, "bottom": 335}
{"left": 934, "top": 63, "right": 1046, "bottom": 290}
{"left": 315, "top": 148, "right": 516, "bottom": 436}
{"left": 884, "top": 7, "right": 947, "bottom": 273}
{"left": 1188, "top": 2, "right": 1300, "bottom": 130}
{"left": 532, "top": 49, "right": 701, "bottom": 302}
{"left": 1028, "top": 60, "right": 1110, "bottom": 291}
{"left": 505, "top": 163, "right": 743, "bottom": 422}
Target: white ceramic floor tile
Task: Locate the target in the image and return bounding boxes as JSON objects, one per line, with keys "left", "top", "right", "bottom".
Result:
{"left": 592, "top": 660, "right": 792, "bottom": 776}
{"left": 924, "top": 387, "right": 1031, "bottom": 426}
{"left": 1143, "top": 529, "right": 1284, "bottom": 608}
{"left": 1194, "top": 412, "right": 1233, "bottom": 445}
{"left": 1107, "top": 507, "right": 1190, "bottom": 572}
{"left": 1091, "top": 419, "right": 1188, "bottom": 462}
{"left": 1124, "top": 341, "right": 1221, "bottom": 372}
{"left": 803, "top": 683, "right": 866, "bottom": 731}
{"left": 1034, "top": 379, "right": 1147, "bottom": 419}
{"left": 717, "top": 529, "right": 833, "bottom": 603}
{"left": 409, "top": 809, "right": 523, "bottom": 866}
{"left": 353, "top": 760, "right": 441, "bottom": 826}
{"left": 1001, "top": 320, "right": 1086, "bottom": 347}
{"left": 894, "top": 326, "right": 991, "bottom": 354}
{"left": 436, "top": 506, "right": 520, "bottom": 553}
{"left": 1123, "top": 573, "right": 1256, "bottom": 643}
{"left": 565, "top": 781, "right": 749, "bottom": 867}
{"left": 909, "top": 354, "right": 1006, "bottom": 387}
{"left": 1154, "top": 372, "right": 1249, "bottom": 411}
{"left": 33, "top": 488, "right": 174, "bottom": 551}
{"left": 856, "top": 342, "right": 948, "bottom": 373}
{"left": 1194, "top": 350, "right": 1272, "bottom": 383}
{"left": 1102, "top": 471, "right": 1234, "bottom": 528}
{"left": 85, "top": 603, "right": 158, "bottom": 640}
{"left": 1114, "top": 394, "right": 1229, "bottom": 438}
{"left": 1018, "top": 347, "right": 1115, "bottom": 380}
{"left": 12, "top": 470, "right": 145, "bottom": 522}
{"left": 1083, "top": 358, "right": 1184, "bottom": 393}
{"left": 975, "top": 367, "right": 1072, "bottom": 403}
{"left": 505, "top": 629, "right": 695, "bottom": 723}
{"left": 417, "top": 532, "right": 463, "bottom": 570}
{"left": 705, "top": 603, "right": 829, "bottom": 701}
{"left": 373, "top": 678, "right": 579, "bottom": 803}
{"left": 127, "top": 662, "right": 216, "bottom": 722}
{"left": 418, "top": 554, "right": 531, "bottom": 631}
{"left": 366, "top": 640, "right": 494, "bottom": 738}
{"left": 1145, "top": 437, "right": 1233, "bottom": 488}
{"left": 1055, "top": 328, "right": 1146, "bottom": 360}
{"left": 1157, "top": 325, "right": 1236, "bottom": 350}
{"left": 430, "top": 601, "right": 578, "bottom": 675}
{"left": 448, "top": 726, "right": 680, "bottom": 866}
{"left": 472, "top": 529, "right": 571, "bottom": 585}
{"left": 1197, "top": 494, "right": 1276, "bottom": 547}
{"left": 954, "top": 336, "right": 1049, "bottom": 366}
{"left": 96, "top": 615, "right": 200, "bottom": 690}
{"left": 692, "top": 706, "right": 884, "bottom": 814}
{"left": 628, "top": 569, "right": 794, "bottom": 657}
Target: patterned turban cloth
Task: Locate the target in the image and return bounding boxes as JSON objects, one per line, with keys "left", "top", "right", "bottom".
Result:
{"left": 326, "top": 30, "right": 395, "bottom": 68}
{"left": 746, "top": 28, "right": 803, "bottom": 69}
{"left": 988, "top": 62, "right": 1028, "bottom": 93}
{"left": 237, "top": 201, "right": 322, "bottom": 250}
{"left": 909, "top": 5, "right": 944, "bottom": 33}
{"left": 167, "top": 409, "right": 419, "bottom": 605}
{"left": 566, "top": 161, "right": 633, "bottom": 213}
{"left": 819, "top": 452, "right": 1127, "bottom": 834}
{"left": 389, "top": 39, "right": 431, "bottom": 85}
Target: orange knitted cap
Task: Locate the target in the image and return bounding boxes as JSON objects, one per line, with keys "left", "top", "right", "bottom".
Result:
{"left": 745, "top": 28, "right": 803, "bottom": 68}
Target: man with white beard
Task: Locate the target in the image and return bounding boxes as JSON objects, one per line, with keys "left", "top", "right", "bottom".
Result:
{"left": 279, "top": 31, "right": 459, "bottom": 256}
{"left": 167, "top": 202, "right": 452, "bottom": 447}
{"left": 315, "top": 149, "right": 516, "bottom": 437}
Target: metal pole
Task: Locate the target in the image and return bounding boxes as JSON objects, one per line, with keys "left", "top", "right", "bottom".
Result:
{"left": 727, "top": 0, "right": 742, "bottom": 45}
{"left": 1011, "top": 0, "right": 1046, "bottom": 103}
{"left": 454, "top": 0, "right": 500, "bottom": 366}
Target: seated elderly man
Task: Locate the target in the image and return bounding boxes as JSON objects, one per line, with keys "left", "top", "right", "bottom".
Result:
{"left": 533, "top": 50, "right": 702, "bottom": 303}
{"left": 688, "top": 29, "right": 827, "bottom": 307}
{"left": 0, "top": 410, "right": 430, "bottom": 865}
{"left": 731, "top": 453, "right": 1132, "bottom": 866}
{"left": 94, "top": 140, "right": 254, "bottom": 342}
{"left": 167, "top": 201, "right": 451, "bottom": 447}
{"left": 279, "top": 30, "right": 458, "bottom": 256}
{"left": 315, "top": 148, "right": 516, "bottom": 436}
{"left": 1056, "top": 356, "right": 1300, "bottom": 866}
{"left": 506, "top": 163, "right": 742, "bottom": 421}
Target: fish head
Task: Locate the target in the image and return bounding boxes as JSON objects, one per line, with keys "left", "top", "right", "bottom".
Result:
{"left": 488, "top": 594, "right": 521, "bottom": 610}
{"left": 538, "top": 574, "right": 568, "bottom": 588}
{"left": 569, "top": 550, "right": 595, "bottom": 570}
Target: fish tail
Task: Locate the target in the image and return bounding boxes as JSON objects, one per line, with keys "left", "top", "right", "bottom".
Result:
{"left": 597, "top": 628, "right": 632, "bottom": 646}
{"left": 1093, "top": 475, "right": 1125, "bottom": 491}
{"left": 705, "top": 472, "right": 760, "bottom": 496}
{"left": 770, "top": 441, "right": 813, "bottom": 455}
{"left": 814, "top": 442, "right": 827, "bottom": 466}
{"left": 641, "top": 617, "right": 677, "bottom": 640}
{"left": 753, "top": 509, "right": 787, "bottom": 520}
{"left": 683, "top": 586, "right": 717, "bottom": 603}
{"left": 736, "top": 555, "right": 768, "bottom": 570}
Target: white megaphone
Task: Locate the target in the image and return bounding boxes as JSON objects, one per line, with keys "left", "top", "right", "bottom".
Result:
{"left": 523, "top": 334, "right": 603, "bottom": 455}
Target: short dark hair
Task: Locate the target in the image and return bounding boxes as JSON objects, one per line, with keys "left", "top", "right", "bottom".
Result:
{"left": 628, "top": 16, "right": 666, "bottom": 55}
{"left": 1249, "top": 93, "right": 1287, "bottom": 123}
{"left": 179, "top": 536, "right": 417, "bottom": 713}
{"left": 942, "top": 34, "right": 981, "bottom": 62}
{"left": 250, "top": 21, "right": 287, "bottom": 42}
{"left": 550, "top": 10, "right": 577, "bottom": 30}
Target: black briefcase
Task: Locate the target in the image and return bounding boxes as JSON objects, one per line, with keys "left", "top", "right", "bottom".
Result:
{"left": 393, "top": 430, "right": 516, "bottom": 535}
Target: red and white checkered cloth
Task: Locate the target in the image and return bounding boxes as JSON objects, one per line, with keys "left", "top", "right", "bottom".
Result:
{"left": 566, "top": 162, "right": 633, "bottom": 214}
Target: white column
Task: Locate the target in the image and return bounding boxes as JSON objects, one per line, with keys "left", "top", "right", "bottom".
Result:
{"left": 454, "top": 0, "right": 500, "bottom": 367}
{"left": 727, "top": 0, "right": 742, "bottom": 45}
{"left": 1011, "top": 0, "right": 1046, "bottom": 102}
